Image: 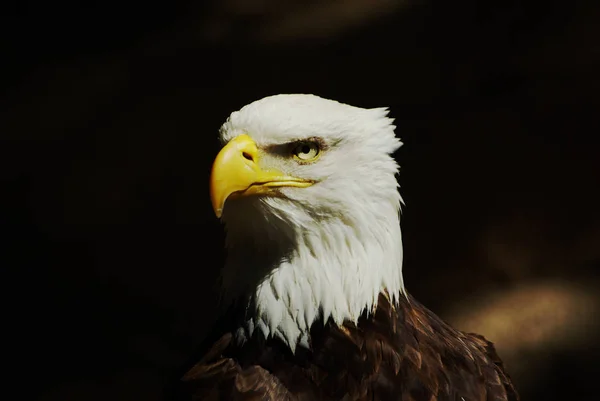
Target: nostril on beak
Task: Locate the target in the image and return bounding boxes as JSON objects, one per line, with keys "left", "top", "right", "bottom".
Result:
{"left": 242, "top": 152, "right": 254, "bottom": 162}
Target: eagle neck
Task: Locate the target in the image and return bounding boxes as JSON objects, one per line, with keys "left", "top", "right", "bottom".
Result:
{"left": 221, "top": 201, "right": 405, "bottom": 353}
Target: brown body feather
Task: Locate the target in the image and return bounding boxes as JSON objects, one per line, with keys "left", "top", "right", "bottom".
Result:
{"left": 175, "top": 293, "right": 519, "bottom": 401}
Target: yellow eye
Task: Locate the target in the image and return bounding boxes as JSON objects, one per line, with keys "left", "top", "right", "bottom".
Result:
{"left": 292, "top": 142, "right": 320, "bottom": 161}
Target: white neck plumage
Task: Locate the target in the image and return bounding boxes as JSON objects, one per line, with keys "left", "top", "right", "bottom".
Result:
{"left": 220, "top": 195, "right": 405, "bottom": 353}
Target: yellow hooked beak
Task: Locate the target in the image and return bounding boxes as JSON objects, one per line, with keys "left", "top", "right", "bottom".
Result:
{"left": 210, "top": 134, "right": 313, "bottom": 217}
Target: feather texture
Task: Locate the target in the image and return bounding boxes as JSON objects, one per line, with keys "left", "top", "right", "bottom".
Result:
{"left": 173, "top": 293, "right": 519, "bottom": 401}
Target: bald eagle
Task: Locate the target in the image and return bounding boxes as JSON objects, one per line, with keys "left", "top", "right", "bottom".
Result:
{"left": 168, "top": 95, "right": 519, "bottom": 401}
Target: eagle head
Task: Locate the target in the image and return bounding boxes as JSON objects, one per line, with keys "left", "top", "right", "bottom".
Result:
{"left": 210, "top": 94, "right": 405, "bottom": 352}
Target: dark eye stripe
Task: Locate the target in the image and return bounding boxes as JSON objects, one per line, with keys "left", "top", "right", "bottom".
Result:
{"left": 262, "top": 137, "right": 328, "bottom": 157}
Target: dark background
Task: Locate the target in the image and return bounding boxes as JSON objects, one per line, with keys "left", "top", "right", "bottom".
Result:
{"left": 2, "top": 1, "right": 599, "bottom": 400}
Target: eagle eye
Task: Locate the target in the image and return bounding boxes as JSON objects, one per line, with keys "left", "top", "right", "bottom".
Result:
{"left": 292, "top": 141, "right": 320, "bottom": 162}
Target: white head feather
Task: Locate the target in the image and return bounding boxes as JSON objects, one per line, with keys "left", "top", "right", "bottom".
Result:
{"left": 218, "top": 94, "right": 405, "bottom": 352}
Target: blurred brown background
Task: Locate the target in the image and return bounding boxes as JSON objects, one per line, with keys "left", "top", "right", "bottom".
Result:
{"left": 2, "top": 1, "right": 599, "bottom": 400}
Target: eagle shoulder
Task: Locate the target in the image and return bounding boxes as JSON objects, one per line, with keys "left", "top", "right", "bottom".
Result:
{"left": 180, "top": 332, "right": 295, "bottom": 401}
{"left": 395, "top": 296, "right": 520, "bottom": 401}
{"left": 171, "top": 294, "right": 519, "bottom": 401}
